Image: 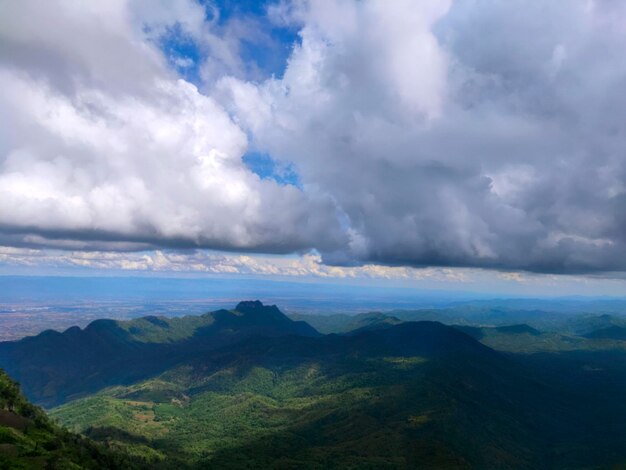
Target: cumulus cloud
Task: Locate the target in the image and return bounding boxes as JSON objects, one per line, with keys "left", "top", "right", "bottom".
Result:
{"left": 220, "top": 0, "right": 626, "bottom": 273}
{"left": 0, "top": 246, "right": 470, "bottom": 282}
{"left": 0, "top": 0, "right": 344, "bottom": 254}
{"left": 2, "top": 0, "right": 626, "bottom": 274}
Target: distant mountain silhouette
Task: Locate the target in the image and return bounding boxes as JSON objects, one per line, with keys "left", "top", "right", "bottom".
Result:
{"left": 8, "top": 302, "right": 626, "bottom": 468}
{"left": 50, "top": 317, "right": 566, "bottom": 468}
{"left": 0, "top": 301, "right": 318, "bottom": 406}
{"left": 288, "top": 311, "right": 403, "bottom": 334}
{"left": 584, "top": 325, "right": 626, "bottom": 340}
{"left": 495, "top": 324, "right": 541, "bottom": 335}
{"left": 455, "top": 324, "right": 541, "bottom": 340}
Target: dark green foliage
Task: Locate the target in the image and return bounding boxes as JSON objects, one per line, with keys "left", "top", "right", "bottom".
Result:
{"left": 393, "top": 307, "right": 626, "bottom": 343}
{"left": 584, "top": 325, "right": 626, "bottom": 340}
{"left": 288, "top": 311, "right": 403, "bottom": 334}
{"left": 0, "top": 301, "right": 319, "bottom": 407}
{"left": 52, "top": 322, "right": 567, "bottom": 469}
{"left": 0, "top": 369, "right": 143, "bottom": 469}
{"left": 7, "top": 301, "right": 626, "bottom": 468}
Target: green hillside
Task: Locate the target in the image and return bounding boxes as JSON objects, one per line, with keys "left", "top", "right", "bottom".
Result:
{"left": 0, "top": 301, "right": 319, "bottom": 407}
{"left": 6, "top": 302, "right": 626, "bottom": 468}
{"left": 0, "top": 369, "right": 141, "bottom": 469}
{"left": 287, "top": 311, "right": 403, "bottom": 334}
{"left": 584, "top": 325, "right": 626, "bottom": 340}
{"left": 51, "top": 321, "right": 564, "bottom": 468}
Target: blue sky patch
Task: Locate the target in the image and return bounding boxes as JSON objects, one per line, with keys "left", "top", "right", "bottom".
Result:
{"left": 157, "top": 0, "right": 298, "bottom": 86}
{"left": 243, "top": 151, "right": 301, "bottom": 187}
{"left": 211, "top": 0, "right": 299, "bottom": 79}
{"left": 158, "top": 24, "right": 203, "bottom": 85}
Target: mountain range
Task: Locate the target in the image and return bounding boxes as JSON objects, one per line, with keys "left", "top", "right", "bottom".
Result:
{"left": 2, "top": 301, "right": 626, "bottom": 468}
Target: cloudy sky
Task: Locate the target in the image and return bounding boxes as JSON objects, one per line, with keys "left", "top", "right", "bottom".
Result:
{"left": 2, "top": 0, "right": 626, "bottom": 295}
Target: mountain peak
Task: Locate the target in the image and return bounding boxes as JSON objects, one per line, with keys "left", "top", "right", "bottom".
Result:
{"left": 225, "top": 301, "right": 320, "bottom": 338}
{"left": 234, "top": 300, "right": 285, "bottom": 319}
{"left": 235, "top": 300, "right": 268, "bottom": 311}
{"left": 231, "top": 301, "right": 294, "bottom": 324}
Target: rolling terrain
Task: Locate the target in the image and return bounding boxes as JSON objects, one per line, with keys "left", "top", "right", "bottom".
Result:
{"left": 3, "top": 302, "right": 626, "bottom": 468}
{"left": 0, "top": 301, "right": 318, "bottom": 407}
{"left": 51, "top": 321, "right": 561, "bottom": 468}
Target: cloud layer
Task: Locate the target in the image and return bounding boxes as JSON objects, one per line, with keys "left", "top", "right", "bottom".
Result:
{"left": 0, "top": 0, "right": 344, "bottom": 254}
{"left": 2, "top": 0, "right": 626, "bottom": 274}
{"left": 0, "top": 246, "right": 470, "bottom": 282}
{"left": 222, "top": 0, "right": 626, "bottom": 273}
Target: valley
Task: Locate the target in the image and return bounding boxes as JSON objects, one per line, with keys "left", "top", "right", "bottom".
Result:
{"left": 2, "top": 301, "right": 626, "bottom": 468}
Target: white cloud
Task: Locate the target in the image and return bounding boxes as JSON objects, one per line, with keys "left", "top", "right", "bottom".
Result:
{"left": 0, "top": 0, "right": 344, "bottom": 254}
{"left": 0, "top": 246, "right": 469, "bottom": 282}
{"left": 2, "top": 0, "right": 626, "bottom": 276}
{"left": 219, "top": 0, "right": 626, "bottom": 274}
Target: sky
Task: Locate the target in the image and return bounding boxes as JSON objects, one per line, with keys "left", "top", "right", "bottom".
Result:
{"left": 2, "top": 0, "right": 626, "bottom": 297}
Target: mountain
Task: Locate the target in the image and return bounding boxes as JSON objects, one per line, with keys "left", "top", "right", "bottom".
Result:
{"left": 0, "top": 368, "right": 141, "bottom": 469}
{"left": 287, "top": 311, "right": 403, "bottom": 334}
{"left": 451, "top": 324, "right": 592, "bottom": 353}
{"left": 0, "top": 301, "right": 318, "bottom": 407}
{"left": 8, "top": 301, "right": 626, "bottom": 468}
{"left": 454, "top": 324, "right": 540, "bottom": 340}
{"left": 452, "top": 323, "right": 626, "bottom": 354}
{"left": 50, "top": 320, "right": 569, "bottom": 468}
{"left": 584, "top": 325, "right": 626, "bottom": 340}
{"left": 559, "top": 313, "right": 626, "bottom": 336}
{"left": 389, "top": 305, "right": 626, "bottom": 335}
{"left": 390, "top": 307, "right": 562, "bottom": 329}
{"left": 494, "top": 324, "right": 541, "bottom": 335}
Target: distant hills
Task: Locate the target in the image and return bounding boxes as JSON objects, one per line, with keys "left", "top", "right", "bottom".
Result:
{"left": 584, "top": 325, "right": 626, "bottom": 340}
{"left": 3, "top": 301, "right": 626, "bottom": 468}
{"left": 287, "top": 311, "right": 403, "bottom": 334}
{"left": 0, "top": 301, "right": 319, "bottom": 407}
{"left": 50, "top": 318, "right": 558, "bottom": 468}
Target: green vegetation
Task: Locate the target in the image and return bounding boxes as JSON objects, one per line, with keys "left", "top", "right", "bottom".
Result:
{"left": 0, "top": 369, "right": 142, "bottom": 469}
{"left": 5, "top": 301, "right": 626, "bottom": 468}
{"left": 287, "top": 311, "right": 403, "bottom": 334}
{"left": 51, "top": 321, "right": 566, "bottom": 468}
{"left": 0, "top": 301, "right": 319, "bottom": 407}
